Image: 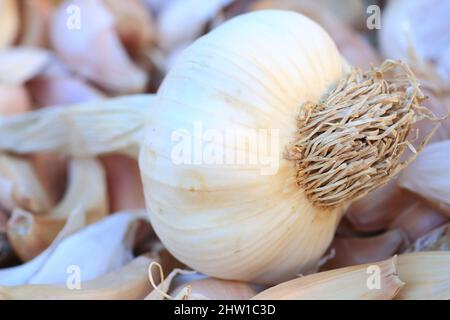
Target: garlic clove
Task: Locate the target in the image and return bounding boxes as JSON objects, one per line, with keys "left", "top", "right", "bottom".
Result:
{"left": 396, "top": 252, "right": 450, "bottom": 300}
{"left": 0, "top": 84, "right": 32, "bottom": 115}
{"left": 171, "top": 278, "right": 257, "bottom": 300}
{"left": 321, "top": 229, "right": 408, "bottom": 270}
{"left": 0, "top": 254, "right": 157, "bottom": 300}
{"left": 0, "top": 0, "right": 19, "bottom": 48}
{"left": 0, "top": 154, "right": 51, "bottom": 213}
{"left": 16, "top": 0, "right": 59, "bottom": 48}
{"left": 50, "top": 0, "right": 148, "bottom": 94}
{"left": 27, "top": 75, "right": 105, "bottom": 108}
{"left": 398, "top": 140, "right": 450, "bottom": 217}
{"left": 389, "top": 200, "right": 448, "bottom": 242}
{"left": 346, "top": 181, "right": 417, "bottom": 232}
{"left": 407, "top": 223, "right": 449, "bottom": 252}
{"left": 379, "top": 0, "right": 450, "bottom": 82}
{"left": 100, "top": 154, "right": 145, "bottom": 212}
{"left": 0, "top": 47, "right": 52, "bottom": 85}
{"left": 252, "top": 257, "right": 404, "bottom": 300}
{"left": 0, "top": 206, "right": 88, "bottom": 285}
{"left": 30, "top": 153, "right": 68, "bottom": 205}
{"left": 28, "top": 211, "right": 146, "bottom": 285}
{"left": 157, "top": 0, "right": 233, "bottom": 53}
{"left": 7, "top": 158, "right": 109, "bottom": 261}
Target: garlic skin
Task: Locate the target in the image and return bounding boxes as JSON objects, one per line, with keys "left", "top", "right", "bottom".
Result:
{"left": 141, "top": 10, "right": 345, "bottom": 284}
{"left": 398, "top": 141, "right": 450, "bottom": 216}
{"left": 0, "top": 0, "right": 19, "bottom": 49}
{"left": 379, "top": 0, "right": 450, "bottom": 82}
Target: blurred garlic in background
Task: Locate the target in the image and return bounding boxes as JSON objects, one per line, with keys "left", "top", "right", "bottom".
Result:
{"left": 50, "top": 0, "right": 149, "bottom": 94}
{"left": 6, "top": 158, "right": 108, "bottom": 261}
{"left": 380, "top": 0, "right": 450, "bottom": 82}
{"left": 0, "top": 0, "right": 19, "bottom": 49}
{"left": 398, "top": 140, "right": 450, "bottom": 217}
{"left": 156, "top": 0, "right": 234, "bottom": 71}
{"left": 321, "top": 229, "right": 407, "bottom": 270}
{"left": 171, "top": 278, "right": 257, "bottom": 300}
{"left": 250, "top": 0, "right": 380, "bottom": 69}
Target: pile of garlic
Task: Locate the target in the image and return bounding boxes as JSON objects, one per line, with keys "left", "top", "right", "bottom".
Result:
{"left": 0, "top": 0, "right": 449, "bottom": 300}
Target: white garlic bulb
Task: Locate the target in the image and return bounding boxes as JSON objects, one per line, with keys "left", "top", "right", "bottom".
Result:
{"left": 140, "top": 10, "right": 425, "bottom": 284}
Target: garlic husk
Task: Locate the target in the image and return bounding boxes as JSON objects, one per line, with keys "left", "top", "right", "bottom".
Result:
{"left": 395, "top": 252, "right": 450, "bottom": 300}
{"left": 389, "top": 200, "right": 449, "bottom": 242}
{"left": 0, "top": 95, "right": 154, "bottom": 157}
{"left": 379, "top": 0, "right": 450, "bottom": 82}
{"left": 253, "top": 257, "right": 403, "bottom": 300}
{"left": 0, "top": 154, "right": 51, "bottom": 213}
{"left": 50, "top": 0, "right": 148, "bottom": 94}
{"left": 250, "top": 0, "right": 379, "bottom": 69}
{"left": 27, "top": 212, "right": 144, "bottom": 284}
{"left": 321, "top": 229, "right": 408, "bottom": 270}
{"left": 0, "top": 47, "right": 51, "bottom": 85}
{"left": 398, "top": 140, "right": 450, "bottom": 216}
{"left": 7, "top": 158, "right": 108, "bottom": 261}
{"left": 0, "top": 0, "right": 19, "bottom": 48}
{"left": 407, "top": 224, "right": 449, "bottom": 252}
{"left": 0, "top": 206, "right": 88, "bottom": 285}
{"left": 0, "top": 254, "right": 156, "bottom": 300}
{"left": 101, "top": 155, "right": 145, "bottom": 212}
{"left": 171, "top": 278, "right": 257, "bottom": 300}
{"left": 0, "top": 84, "right": 31, "bottom": 115}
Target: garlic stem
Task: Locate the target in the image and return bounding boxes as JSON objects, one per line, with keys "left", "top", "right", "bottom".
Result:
{"left": 0, "top": 95, "right": 154, "bottom": 158}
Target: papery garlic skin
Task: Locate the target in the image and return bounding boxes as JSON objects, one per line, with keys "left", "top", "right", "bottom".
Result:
{"left": 140, "top": 10, "right": 345, "bottom": 284}
{"left": 398, "top": 141, "right": 450, "bottom": 215}
{"left": 379, "top": 0, "right": 450, "bottom": 82}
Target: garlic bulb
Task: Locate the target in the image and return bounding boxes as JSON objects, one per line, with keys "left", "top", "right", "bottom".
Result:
{"left": 379, "top": 0, "right": 450, "bottom": 82}
{"left": 0, "top": 11, "right": 432, "bottom": 284}
{"left": 140, "top": 11, "right": 431, "bottom": 284}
